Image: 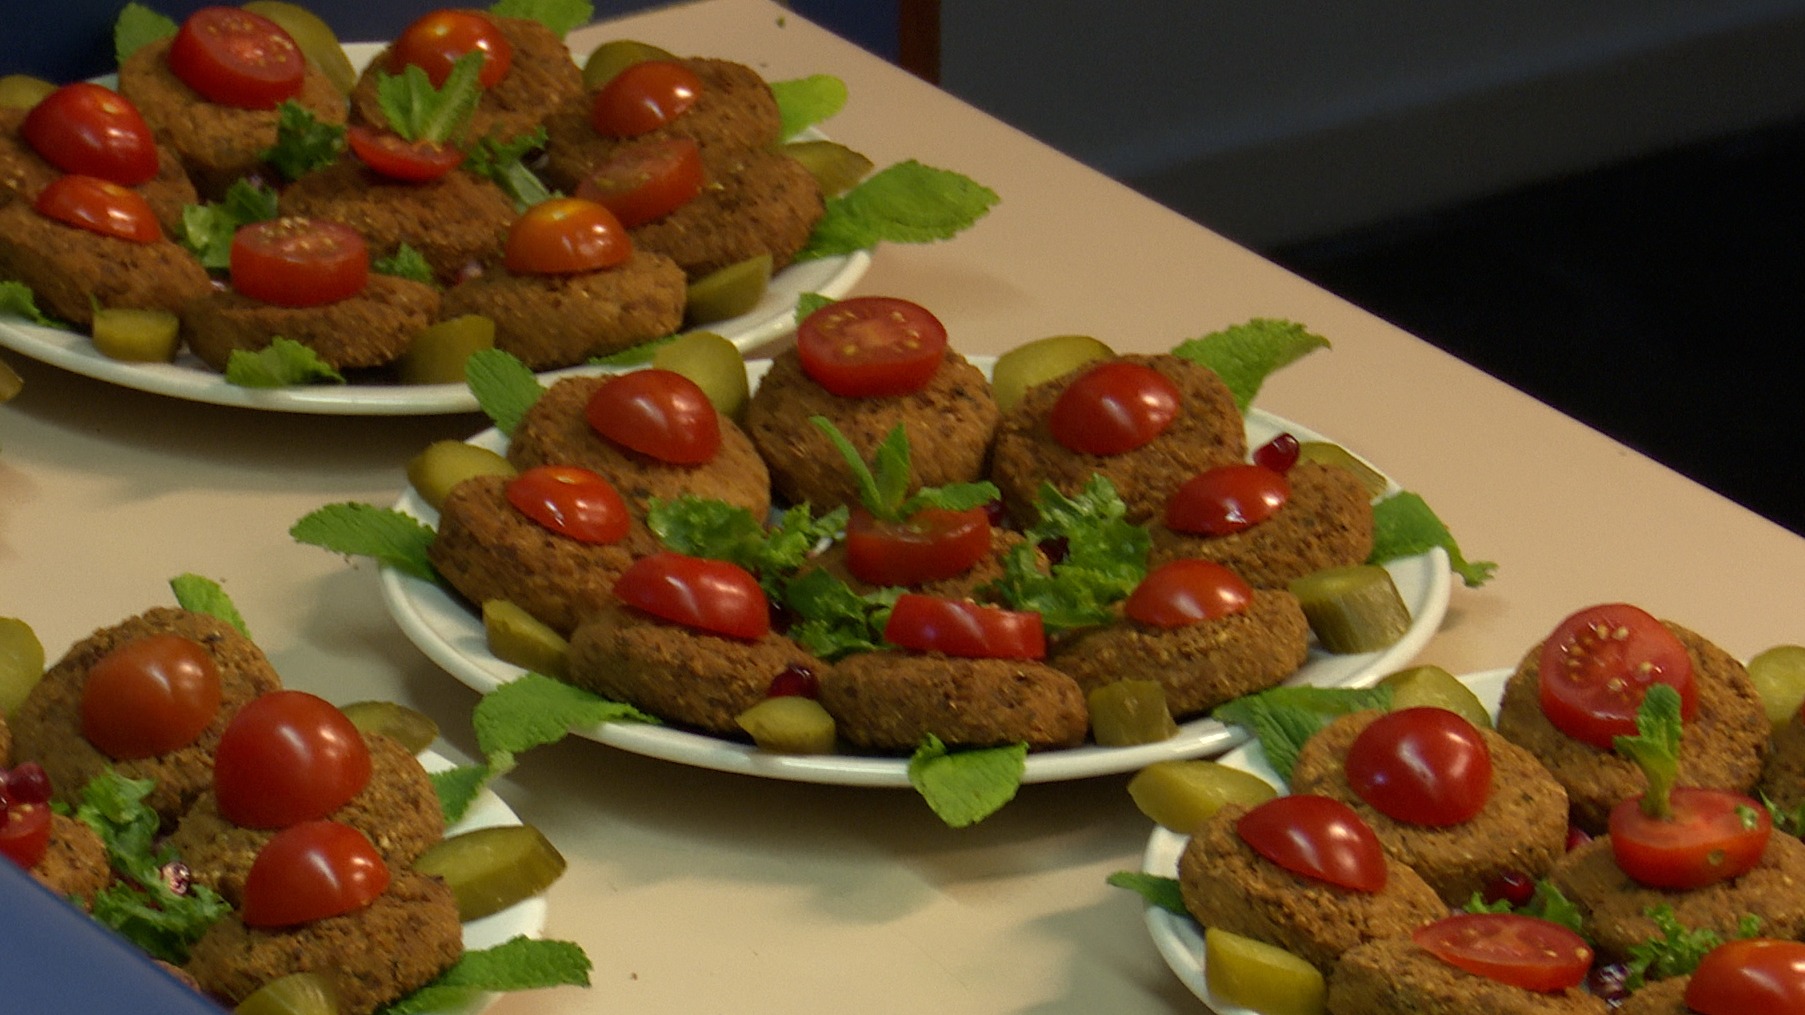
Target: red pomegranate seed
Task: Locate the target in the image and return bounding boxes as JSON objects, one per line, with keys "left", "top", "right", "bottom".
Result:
{"left": 4, "top": 763, "right": 52, "bottom": 805}
{"left": 1565, "top": 824, "right": 1592, "bottom": 851}
{"left": 1253, "top": 433, "right": 1300, "bottom": 473}
{"left": 1481, "top": 870, "right": 1536, "bottom": 907}
{"left": 767, "top": 663, "right": 819, "bottom": 699}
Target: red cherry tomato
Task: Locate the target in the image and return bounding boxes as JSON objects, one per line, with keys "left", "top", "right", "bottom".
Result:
{"left": 229, "top": 217, "right": 369, "bottom": 308}
{"left": 584, "top": 369, "right": 722, "bottom": 465}
{"left": 165, "top": 6, "right": 305, "bottom": 110}
{"left": 1536, "top": 603, "right": 1697, "bottom": 750}
{"left": 387, "top": 8, "right": 513, "bottom": 88}
{"left": 590, "top": 59, "right": 703, "bottom": 137}
{"left": 240, "top": 820, "right": 390, "bottom": 927}
{"left": 20, "top": 82, "right": 159, "bottom": 186}
{"left": 1685, "top": 939, "right": 1805, "bottom": 1015}
{"left": 80, "top": 633, "right": 222, "bottom": 761}
{"left": 574, "top": 137, "right": 705, "bottom": 228}
{"left": 505, "top": 465, "right": 631, "bottom": 545}
{"left": 1164, "top": 464, "right": 1291, "bottom": 536}
{"left": 213, "top": 691, "right": 373, "bottom": 830}
{"left": 33, "top": 174, "right": 161, "bottom": 243}
{"left": 883, "top": 594, "right": 1046, "bottom": 660}
{"left": 1344, "top": 707, "right": 1494, "bottom": 826}
{"left": 1123, "top": 559, "right": 1252, "bottom": 628}
{"left": 1608, "top": 787, "right": 1771, "bottom": 889}
{"left": 614, "top": 552, "right": 770, "bottom": 640}
{"left": 795, "top": 296, "right": 949, "bottom": 398}
{"left": 845, "top": 505, "right": 992, "bottom": 587}
{"left": 346, "top": 125, "right": 465, "bottom": 182}
{"left": 1047, "top": 360, "right": 1181, "bottom": 456}
{"left": 1412, "top": 913, "right": 1593, "bottom": 992}
{"left": 1235, "top": 794, "right": 1386, "bottom": 893}
{"left": 504, "top": 197, "right": 632, "bottom": 275}
{"left": 0, "top": 803, "right": 53, "bottom": 870}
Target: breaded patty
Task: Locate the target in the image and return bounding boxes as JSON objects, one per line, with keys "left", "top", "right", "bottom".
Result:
{"left": 1757, "top": 709, "right": 1805, "bottom": 813}
{"left": 1050, "top": 589, "right": 1311, "bottom": 720}
{"left": 0, "top": 105, "right": 198, "bottom": 237}
{"left": 1147, "top": 462, "right": 1376, "bottom": 588}
{"left": 820, "top": 651, "right": 1088, "bottom": 752}
{"left": 437, "top": 251, "right": 688, "bottom": 369}
{"left": 181, "top": 272, "right": 439, "bottom": 372}
{"left": 0, "top": 202, "right": 213, "bottom": 328}
{"left": 1615, "top": 977, "right": 1690, "bottom": 1015}
{"left": 628, "top": 146, "right": 824, "bottom": 279}
{"left": 1289, "top": 709, "right": 1570, "bottom": 906}
{"left": 31, "top": 813, "right": 112, "bottom": 904}
{"left": 1327, "top": 936, "right": 1609, "bottom": 1014}
{"left": 279, "top": 162, "right": 515, "bottom": 285}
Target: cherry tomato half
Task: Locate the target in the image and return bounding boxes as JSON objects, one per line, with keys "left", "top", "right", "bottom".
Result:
{"left": 80, "top": 633, "right": 222, "bottom": 761}
{"left": 1047, "top": 360, "right": 1181, "bottom": 456}
{"left": 504, "top": 197, "right": 632, "bottom": 275}
{"left": 213, "top": 690, "right": 372, "bottom": 829}
{"left": 0, "top": 803, "right": 53, "bottom": 870}
{"left": 845, "top": 505, "right": 992, "bottom": 588}
{"left": 589, "top": 59, "right": 702, "bottom": 137}
{"left": 1412, "top": 913, "right": 1593, "bottom": 992}
{"left": 796, "top": 296, "right": 948, "bottom": 398}
{"left": 1536, "top": 603, "right": 1697, "bottom": 750}
{"left": 1123, "top": 559, "right": 1252, "bottom": 628}
{"left": 240, "top": 820, "right": 390, "bottom": 927}
{"left": 1608, "top": 787, "right": 1771, "bottom": 889}
{"left": 166, "top": 6, "right": 305, "bottom": 110}
{"left": 505, "top": 465, "right": 632, "bottom": 545}
{"left": 230, "top": 217, "right": 369, "bottom": 308}
{"left": 1235, "top": 794, "right": 1386, "bottom": 893}
{"left": 615, "top": 552, "right": 770, "bottom": 640}
{"left": 1345, "top": 707, "right": 1494, "bottom": 826}
{"left": 1685, "top": 938, "right": 1805, "bottom": 1015}
{"left": 1164, "top": 464, "right": 1290, "bottom": 536}
{"left": 883, "top": 594, "right": 1046, "bottom": 660}
{"left": 387, "top": 8, "right": 513, "bottom": 88}
{"left": 584, "top": 368, "right": 722, "bottom": 464}
{"left": 346, "top": 124, "right": 465, "bottom": 182}
{"left": 20, "top": 82, "right": 158, "bottom": 186}
{"left": 574, "top": 137, "right": 705, "bottom": 228}
{"left": 33, "top": 174, "right": 161, "bottom": 243}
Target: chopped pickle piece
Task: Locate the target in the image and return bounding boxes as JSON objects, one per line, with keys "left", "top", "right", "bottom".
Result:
{"left": 406, "top": 440, "right": 515, "bottom": 512}
{"left": 581, "top": 39, "right": 678, "bottom": 90}
{"left": 0, "top": 616, "right": 46, "bottom": 717}
{"left": 0, "top": 358, "right": 22, "bottom": 402}
{"left": 338, "top": 700, "right": 439, "bottom": 754}
{"left": 234, "top": 970, "right": 341, "bottom": 1015}
{"left": 989, "top": 334, "right": 1114, "bottom": 413}
{"left": 651, "top": 330, "right": 749, "bottom": 419}
{"left": 684, "top": 254, "right": 772, "bottom": 326}
{"left": 398, "top": 314, "right": 496, "bottom": 385}
{"left": 1378, "top": 665, "right": 1492, "bottom": 729}
{"left": 1748, "top": 644, "right": 1805, "bottom": 732}
{"left": 1204, "top": 927, "right": 1327, "bottom": 1015}
{"left": 1289, "top": 564, "right": 1410, "bottom": 654}
{"left": 412, "top": 823, "right": 568, "bottom": 921}
{"left": 91, "top": 308, "right": 180, "bottom": 363}
{"left": 1088, "top": 679, "right": 1179, "bottom": 746}
{"left": 782, "top": 139, "right": 875, "bottom": 197}
{"left": 1296, "top": 441, "right": 1388, "bottom": 499}
{"left": 1127, "top": 759, "right": 1277, "bottom": 834}
{"left": 483, "top": 599, "right": 570, "bottom": 681}
{"left": 242, "top": 1, "right": 357, "bottom": 93}
{"left": 736, "top": 695, "right": 837, "bottom": 754}
{"left": 0, "top": 74, "right": 55, "bottom": 110}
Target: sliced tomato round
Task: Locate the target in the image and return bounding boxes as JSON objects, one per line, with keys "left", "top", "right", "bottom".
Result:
{"left": 346, "top": 124, "right": 465, "bottom": 182}
{"left": 883, "top": 594, "right": 1045, "bottom": 660}
{"left": 1345, "top": 707, "right": 1494, "bottom": 826}
{"left": 1164, "top": 464, "right": 1291, "bottom": 536}
{"left": 33, "top": 174, "right": 161, "bottom": 243}
{"left": 166, "top": 6, "right": 306, "bottom": 110}
{"left": 1536, "top": 603, "right": 1696, "bottom": 750}
{"left": 615, "top": 552, "right": 770, "bottom": 640}
{"left": 80, "top": 633, "right": 222, "bottom": 761}
{"left": 1123, "top": 559, "right": 1252, "bottom": 628}
{"left": 229, "top": 217, "right": 369, "bottom": 308}
{"left": 241, "top": 820, "right": 390, "bottom": 927}
{"left": 504, "top": 197, "right": 632, "bottom": 275}
{"left": 1609, "top": 787, "right": 1771, "bottom": 889}
{"left": 796, "top": 296, "right": 948, "bottom": 398}
{"left": 584, "top": 368, "right": 722, "bottom": 464}
{"left": 1235, "top": 794, "right": 1387, "bottom": 892}
{"left": 1048, "top": 360, "right": 1181, "bottom": 456}
{"left": 845, "top": 505, "right": 992, "bottom": 588}
{"left": 20, "top": 82, "right": 159, "bottom": 186}
{"left": 0, "top": 803, "right": 53, "bottom": 870}
{"left": 388, "top": 8, "right": 513, "bottom": 88}
{"left": 1412, "top": 913, "right": 1593, "bottom": 992}
{"left": 1685, "top": 938, "right": 1805, "bottom": 1015}
{"left": 213, "top": 690, "right": 373, "bottom": 830}
{"left": 589, "top": 59, "right": 702, "bottom": 137}
{"left": 574, "top": 137, "right": 705, "bottom": 228}
{"left": 505, "top": 465, "right": 631, "bottom": 545}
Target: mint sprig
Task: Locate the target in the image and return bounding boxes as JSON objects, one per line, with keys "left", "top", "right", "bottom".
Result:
{"left": 224, "top": 338, "right": 345, "bottom": 388}
{"left": 810, "top": 417, "right": 997, "bottom": 522}
{"left": 378, "top": 52, "right": 485, "bottom": 145}
{"left": 384, "top": 936, "right": 592, "bottom": 1014}
{"left": 1613, "top": 683, "right": 1684, "bottom": 819}
{"left": 113, "top": 1, "right": 176, "bottom": 64}
{"left": 771, "top": 74, "right": 848, "bottom": 140}
{"left": 908, "top": 735, "right": 1026, "bottom": 827}
{"left": 1170, "top": 318, "right": 1330, "bottom": 413}
{"left": 1104, "top": 871, "right": 1188, "bottom": 916}
{"left": 487, "top": 0, "right": 595, "bottom": 36}
{"left": 290, "top": 502, "right": 438, "bottom": 581}
{"left": 466, "top": 348, "right": 544, "bottom": 436}
{"left": 1370, "top": 491, "right": 1496, "bottom": 588}
{"left": 796, "top": 160, "right": 998, "bottom": 261}
{"left": 1210, "top": 684, "right": 1394, "bottom": 783}
{"left": 168, "top": 573, "right": 250, "bottom": 638}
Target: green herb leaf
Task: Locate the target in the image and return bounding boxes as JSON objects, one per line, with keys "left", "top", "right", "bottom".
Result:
{"left": 908, "top": 735, "right": 1026, "bottom": 827}
{"left": 797, "top": 160, "right": 998, "bottom": 261}
{"left": 474, "top": 671, "right": 659, "bottom": 760}
{"left": 1614, "top": 684, "right": 1684, "bottom": 819}
{"left": 378, "top": 54, "right": 484, "bottom": 144}
{"left": 1169, "top": 318, "right": 1330, "bottom": 413}
{"left": 168, "top": 573, "right": 249, "bottom": 638}
{"left": 262, "top": 101, "right": 346, "bottom": 181}
{"left": 589, "top": 333, "right": 676, "bottom": 367}
{"left": 373, "top": 243, "right": 437, "bottom": 285}
{"left": 0, "top": 281, "right": 59, "bottom": 326}
{"left": 178, "top": 178, "right": 281, "bottom": 270}
{"left": 466, "top": 348, "right": 544, "bottom": 435}
{"left": 224, "top": 337, "right": 345, "bottom": 388}
{"left": 794, "top": 291, "right": 835, "bottom": 325}
{"left": 812, "top": 418, "right": 906, "bottom": 520}
{"left": 771, "top": 74, "right": 848, "bottom": 140}
{"left": 1105, "top": 871, "right": 1188, "bottom": 916}
{"left": 647, "top": 496, "right": 845, "bottom": 597}
{"left": 77, "top": 772, "right": 231, "bottom": 963}
{"left": 989, "top": 476, "right": 1148, "bottom": 632}
{"left": 781, "top": 569, "right": 899, "bottom": 661}
{"left": 114, "top": 2, "right": 177, "bottom": 64}
{"left": 432, "top": 763, "right": 494, "bottom": 826}
{"left": 1625, "top": 905, "right": 1762, "bottom": 989}
{"left": 290, "top": 502, "right": 439, "bottom": 581}
{"left": 1211, "top": 685, "right": 1394, "bottom": 783}
{"left": 487, "top": 0, "right": 595, "bottom": 36}
{"left": 464, "top": 127, "right": 557, "bottom": 209}
{"left": 1463, "top": 880, "right": 1585, "bottom": 936}
{"left": 385, "top": 935, "right": 593, "bottom": 1014}
{"left": 1369, "top": 491, "right": 1496, "bottom": 587}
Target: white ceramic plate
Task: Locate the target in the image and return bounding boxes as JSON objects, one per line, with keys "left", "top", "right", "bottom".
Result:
{"left": 0, "top": 44, "right": 869, "bottom": 415}
{"left": 380, "top": 356, "right": 1452, "bottom": 787}
{"left": 1138, "top": 668, "right": 1510, "bottom": 1011}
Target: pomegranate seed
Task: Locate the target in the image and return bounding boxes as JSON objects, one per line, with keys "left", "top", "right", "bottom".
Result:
{"left": 1480, "top": 870, "right": 1536, "bottom": 908}
{"left": 1039, "top": 536, "right": 1070, "bottom": 566}
{"left": 160, "top": 861, "right": 193, "bottom": 897}
{"left": 1565, "top": 824, "right": 1592, "bottom": 851}
{"left": 1586, "top": 962, "right": 1630, "bottom": 1002}
{"left": 982, "top": 500, "right": 1007, "bottom": 527}
{"left": 1253, "top": 433, "right": 1300, "bottom": 473}
{"left": 767, "top": 663, "right": 819, "bottom": 699}
{"left": 4, "top": 763, "right": 52, "bottom": 805}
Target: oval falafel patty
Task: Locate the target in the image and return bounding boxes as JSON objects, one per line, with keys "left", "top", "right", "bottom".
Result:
{"left": 438, "top": 251, "right": 688, "bottom": 370}
{"left": 627, "top": 146, "right": 824, "bottom": 280}
{"left": 1757, "top": 708, "right": 1805, "bottom": 813}
{"left": 31, "top": 814, "right": 113, "bottom": 904}
{"left": 1147, "top": 461, "right": 1377, "bottom": 588}
{"left": 0, "top": 201, "right": 213, "bottom": 329}
{"left": 0, "top": 105, "right": 199, "bottom": 237}
{"left": 181, "top": 272, "right": 440, "bottom": 372}
{"left": 1327, "top": 936, "right": 1610, "bottom": 1014}
{"left": 820, "top": 651, "right": 1089, "bottom": 752}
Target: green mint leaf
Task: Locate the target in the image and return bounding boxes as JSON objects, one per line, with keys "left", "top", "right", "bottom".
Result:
{"left": 378, "top": 55, "right": 483, "bottom": 144}
{"left": 1370, "top": 491, "right": 1496, "bottom": 587}
{"left": 464, "top": 127, "right": 556, "bottom": 209}
{"left": 908, "top": 735, "right": 1026, "bottom": 826}
{"left": 771, "top": 74, "right": 848, "bottom": 140}
{"left": 473, "top": 671, "right": 659, "bottom": 760}
{"left": 114, "top": 2, "right": 176, "bottom": 64}
{"left": 374, "top": 243, "right": 437, "bottom": 285}
{"left": 385, "top": 936, "right": 592, "bottom": 1014}
{"left": 0, "top": 281, "right": 59, "bottom": 326}
{"left": 1105, "top": 871, "right": 1189, "bottom": 916}
{"left": 797, "top": 160, "right": 998, "bottom": 261}
{"left": 179, "top": 179, "right": 280, "bottom": 270}
{"left": 466, "top": 347, "right": 544, "bottom": 435}
{"left": 431, "top": 763, "right": 494, "bottom": 826}
{"left": 487, "top": 0, "right": 595, "bottom": 36}
{"left": 589, "top": 333, "right": 676, "bottom": 367}
{"left": 168, "top": 574, "right": 249, "bottom": 638}
{"left": 794, "top": 291, "right": 835, "bottom": 325}
{"left": 1614, "top": 684, "right": 1684, "bottom": 818}
{"left": 224, "top": 337, "right": 345, "bottom": 388}
{"left": 810, "top": 417, "right": 901, "bottom": 518}
{"left": 901, "top": 480, "right": 1000, "bottom": 515}
{"left": 290, "top": 502, "right": 438, "bottom": 581}
{"left": 781, "top": 569, "right": 899, "bottom": 661}
{"left": 262, "top": 101, "right": 345, "bottom": 181}
{"left": 1169, "top": 318, "right": 1330, "bottom": 413}
{"left": 1211, "top": 685, "right": 1394, "bottom": 783}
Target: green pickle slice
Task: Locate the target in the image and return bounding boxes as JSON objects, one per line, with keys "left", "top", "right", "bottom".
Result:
{"left": 1087, "top": 680, "right": 1179, "bottom": 746}
{"left": 398, "top": 314, "right": 496, "bottom": 385}
{"left": 989, "top": 334, "right": 1114, "bottom": 414}
{"left": 234, "top": 970, "right": 341, "bottom": 1015}
{"left": 0, "top": 616, "right": 46, "bottom": 716}
{"left": 1747, "top": 644, "right": 1805, "bottom": 731}
{"left": 1296, "top": 441, "right": 1388, "bottom": 499}
{"left": 1204, "top": 927, "right": 1327, "bottom": 1015}
{"left": 736, "top": 696, "right": 837, "bottom": 754}
{"left": 0, "top": 74, "right": 55, "bottom": 110}
{"left": 1127, "top": 760, "right": 1277, "bottom": 834}
{"left": 1288, "top": 564, "right": 1410, "bottom": 653}
{"left": 581, "top": 39, "right": 678, "bottom": 90}
{"left": 782, "top": 139, "right": 875, "bottom": 197}
{"left": 0, "top": 359, "right": 22, "bottom": 403}
{"left": 652, "top": 330, "right": 750, "bottom": 418}
{"left": 338, "top": 700, "right": 439, "bottom": 754}
{"left": 406, "top": 440, "right": 515, "bottom": 512}
{"left": 412, "top": 824, "right": 568, "bottom": 921}
{"left": 91, "top": 308, "right": 180, "bottom": 363}
{"left": 242, "top": 1, "right": 357, "bottom": 94}
{"left": 1377, "top": 665, "right": 1492, "bottom": 728}
{"left": 483, "top": 600, "right": 570, "bottom": 681}
{"left": 684, "top": 255, "right": 772, "bottom": 326}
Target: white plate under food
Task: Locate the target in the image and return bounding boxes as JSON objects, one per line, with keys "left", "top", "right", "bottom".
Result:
{"left": 1138, "top": 667, "right": 1510, "bottom": 1012}
{"left": 0, "top": 44, "right": 869, "bottom": 415}
{"left": 379, "top": 355, "right": 1452, "bottom": 787}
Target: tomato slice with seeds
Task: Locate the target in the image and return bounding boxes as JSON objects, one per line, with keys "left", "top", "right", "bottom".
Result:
{"left": 1345, "top": 707, "right": 1494, "bottom": 826}
{"left": 796, "top": 296, "right": 948, "bottom": 398}
{"left": 33, "top": 174, "right": 161, "bottom": 243}
{"left": 1609, "top": 787, "right": 1771, "bottom": 889}
{"left": 346, "top": 124, "right": 465, "bottom": 182}
{"left": 883, "top": 594, "right": 1045, "bottom": 660}
{"left": 504, "top": 197, "right": 632, "bottom": 275}
{"left": 0, "top": 803, "right": 53, "bottom": 870}
{"left": 1123, "top": 559, "right": 1252, "bottom": 628}
{"left": 80, "top": 633, "right": 222, "bottom": 761}
{"left": 506, "top": 465, "right": 631, "bottom": 545}
{"left": 241, "top": 820, "right": 390, "bottom": 927}
{"left": 589, "top": 59, "right": 702, "bottom": 137}
{"left": 1412, "top": 913, "right": 1593, "bottom": 992}
{"left": 20, "top": 82, "right": 159, "bottom": 186}
{"left": 573, "top": 137, "right": 705, "bottom": 227}
{"left": 1047, "top": 360, "right": 1181, "bottom": 456}
{"left": 584, "top": 368, "right": 722, "bottom": 465}
{"left": 1685, "top": 939, "right": 1805, "bottom": 1015}
{"left": 845, "top": 505, "right": 992, "bottom": 588}
{"left": 213, "top": 690, "right": 373, "bottom": 830}
{"left": 1164, "top": 464, "right": 1290, "bottom": 536}
{"left": 229, "top": 217, "right": 369, "bottom": 308}
{"left": 1536, "top": 603, "right": 1696, "bottom": 750}
{"left": 166, "top": 6, "right": 305, "bottom": 110}
{"left": 614, "top": 552, "right": 770, "bottom": 640}
{"left": 1235, "top": 794, "right": 1386, "bottom": 892}
{"left": 388, "top": 8, "right": 513, "bottom": 88}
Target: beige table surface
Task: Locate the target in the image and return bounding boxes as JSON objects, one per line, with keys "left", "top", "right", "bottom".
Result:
{"left": 4, "top": 1, "right": 1805, "bottom": 1012}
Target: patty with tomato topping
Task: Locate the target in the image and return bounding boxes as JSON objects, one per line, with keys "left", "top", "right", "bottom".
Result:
{"left": 625, "top": 146, "right": 824, "bottom": 281}
{"left": 1147, "top": 461, "right": 1376, "bottom": 588}
{"left": 1326, "top": 935, "right": 1609, "bottom": 1014}
{"left": 0, "top": 105, "right": 198, "bottom": 237}
{"left": 0, "top": 200, "right": 213, "bottom": 329}
{"left": 180, "top": 271, "right": 439, "bottom": 373}
{"left": 820, "top": 650, "right": 1088, "bottom": 752}
{"left": 803, "top": 526, "right": 1036, "bottom": 603}
{"left": 279, "top": 161, "right": 516, "bottom": 285}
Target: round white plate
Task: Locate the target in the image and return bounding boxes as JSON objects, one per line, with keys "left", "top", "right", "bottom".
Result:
{"left": 0, "top": 44, "right": 869, "bottom": 415}
{"left": 381, "top": 356, "right": 1452, "bottom": 787}
{"left": 1138, "top": 668, "right": 1510, "bottom": 1011}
